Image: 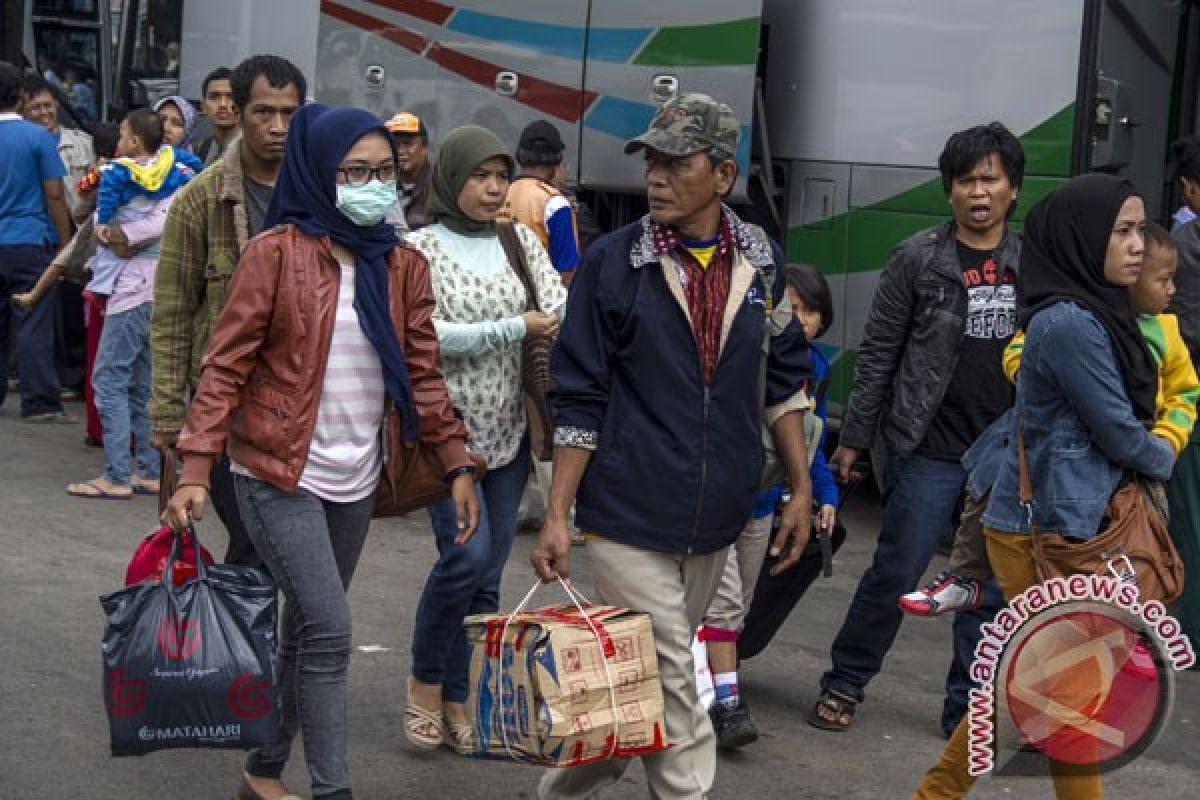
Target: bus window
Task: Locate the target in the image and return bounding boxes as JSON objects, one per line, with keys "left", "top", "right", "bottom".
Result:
{"left": 111, "top": 0, "right": 183, "bottom": 106}
{"left": 32, "top": 1, "right": 104, "bottom": 125}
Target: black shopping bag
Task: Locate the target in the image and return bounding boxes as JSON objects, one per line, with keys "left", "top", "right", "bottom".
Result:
{"left": 100, "top": 526, "right": 279, "bottom": 756}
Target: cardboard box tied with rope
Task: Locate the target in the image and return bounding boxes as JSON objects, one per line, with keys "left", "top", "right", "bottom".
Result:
{"left": 464, "top": 579, "right": 668, "bottom": 766}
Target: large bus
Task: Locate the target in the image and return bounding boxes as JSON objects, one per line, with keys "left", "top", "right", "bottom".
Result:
{"left": 7, "top": 0, "right": 1200, "bottom": 410}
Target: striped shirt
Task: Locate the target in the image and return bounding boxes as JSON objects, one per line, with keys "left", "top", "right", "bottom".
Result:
{"left": 296, "top": 261, "right": 386, "bottom": 501}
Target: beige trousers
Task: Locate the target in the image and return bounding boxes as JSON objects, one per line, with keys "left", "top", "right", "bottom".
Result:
{"left": 539, "top": 537, "right": 728, "bottom": 800}
{"left": 702, "top": 515, "right": 774, "bottom": 634}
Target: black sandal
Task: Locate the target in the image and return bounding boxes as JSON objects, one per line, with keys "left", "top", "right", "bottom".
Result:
{"left": 807, "top": 688, "right": 858, "bottom": 732}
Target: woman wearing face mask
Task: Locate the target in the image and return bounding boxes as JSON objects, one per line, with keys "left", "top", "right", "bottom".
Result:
{"left": 153, "top": 95, "right": 197, "bottom": 150}
{"left": 910, "top": 174, "right": 1175, "bottom": 800}
{"left": 164, "top": 105, "right": 479, "bottom": 800}
{"left": 404, "top": 125, "right": 566, "bottom": 754}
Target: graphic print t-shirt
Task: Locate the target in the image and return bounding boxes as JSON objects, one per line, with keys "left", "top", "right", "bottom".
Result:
{"left": 916, "top": 241, "right": 1017, "bottom": 461}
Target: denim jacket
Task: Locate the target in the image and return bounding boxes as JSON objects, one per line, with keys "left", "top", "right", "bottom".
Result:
{"left": 983, "top": 302, "right": 1175, "bottom": 539}
{"left": 962, "top": 407, "right": 1013, "bottom": 502}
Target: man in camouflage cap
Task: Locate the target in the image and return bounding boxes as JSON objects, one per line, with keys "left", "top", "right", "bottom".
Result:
{"left": 623, "top": 91, "right": 740, "bottom": 161}
{"left": 532, "top": 93, "right": 814, "bottom": 798}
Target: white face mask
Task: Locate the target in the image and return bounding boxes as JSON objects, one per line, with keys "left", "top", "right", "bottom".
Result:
{"left": 335, "top": 179, "right": 398, "bottom": 226}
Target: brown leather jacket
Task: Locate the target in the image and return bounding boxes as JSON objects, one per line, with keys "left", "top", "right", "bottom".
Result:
{"left": 178, "top": 224, "right": 472, "bottom": 491}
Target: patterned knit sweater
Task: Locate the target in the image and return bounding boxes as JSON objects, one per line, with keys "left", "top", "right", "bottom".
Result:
{"left": 406, "top": 222, "right": 566, "bottom": 468}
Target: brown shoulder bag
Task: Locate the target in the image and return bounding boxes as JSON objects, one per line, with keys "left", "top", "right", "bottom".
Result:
{"left": 497, "top": 223, "right": 555, "bottom": 461}
{"left": 373, "top": 257, "right": 486, "bottom": 519}
{"left": 1017, "top": 425, "right": 1184, "bottom": 605}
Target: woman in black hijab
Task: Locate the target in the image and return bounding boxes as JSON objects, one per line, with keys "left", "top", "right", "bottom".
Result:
{"left": 909, "top": 173, "right": 1177, "bottom": 799}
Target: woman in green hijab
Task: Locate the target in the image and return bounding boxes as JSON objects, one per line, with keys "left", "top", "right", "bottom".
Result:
{"left": 405, "top": 125, "right": 567, "bottom": 753}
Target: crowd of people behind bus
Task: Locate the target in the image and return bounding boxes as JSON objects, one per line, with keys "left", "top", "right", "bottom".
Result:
{"left": 2, "top": 50, "right": 1200, "bottom": 800}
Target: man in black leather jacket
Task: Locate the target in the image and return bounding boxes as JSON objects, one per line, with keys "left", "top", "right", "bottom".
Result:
{"left": 810, "top": 123, "right": 1023, "bottom": 736}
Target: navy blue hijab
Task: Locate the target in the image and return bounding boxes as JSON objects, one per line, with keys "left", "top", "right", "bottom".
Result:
{"left": 263, "top": 103, "right": 418, "bottom": 440}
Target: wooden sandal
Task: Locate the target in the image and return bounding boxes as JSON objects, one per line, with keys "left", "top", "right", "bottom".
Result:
{"left": 807, "top": 688, "right": 858, "bottom": 732}
{"left": 404, "top": 677, "right": 445, "bottom": 749}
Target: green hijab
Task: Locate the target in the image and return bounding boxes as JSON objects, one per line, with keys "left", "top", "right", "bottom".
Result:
{"left": 429, "top": 125, "right": 515, "bottom": 235}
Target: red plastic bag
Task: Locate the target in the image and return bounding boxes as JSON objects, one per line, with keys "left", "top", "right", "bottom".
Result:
{"left": 126, "top": 526, "right": 214, "bottom": 587}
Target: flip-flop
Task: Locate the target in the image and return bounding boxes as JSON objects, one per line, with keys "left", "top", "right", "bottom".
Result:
{"left": 132, "top": 477, "right": 160, "bottom": 495}
{"left": 66, "top": 479, "right": 133, "bottom": 500}
{"left": 22, "top": 411, "right": 77, "bottom": 424}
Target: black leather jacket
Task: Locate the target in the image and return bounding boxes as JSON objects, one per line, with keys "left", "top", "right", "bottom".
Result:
{"left": 839, "top": 221, "right": 1022, "bottom": 457}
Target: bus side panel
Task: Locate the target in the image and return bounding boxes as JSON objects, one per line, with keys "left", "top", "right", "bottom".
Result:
{"left": 766, "top": 0, "right": 1085, "bottom": 409}
{"left": 181, "top": 0, "right": 320, "bottom": 100}
{"left": 316, "top": 1, "right": 588, "bottom": 165}
{"left": 580, "top": 2, "right": 763, "bottom": 194}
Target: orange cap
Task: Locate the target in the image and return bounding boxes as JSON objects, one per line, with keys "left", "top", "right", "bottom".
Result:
{"left": 385, "top": 111, "right": 424, "bottom": 135}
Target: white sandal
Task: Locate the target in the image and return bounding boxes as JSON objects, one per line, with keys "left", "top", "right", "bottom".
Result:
{"left": 404, "top": 677, "right": 445, "bottom": 749}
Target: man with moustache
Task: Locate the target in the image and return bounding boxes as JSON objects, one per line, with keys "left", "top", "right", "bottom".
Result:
{"left": 532, "top": 94, "right": 814, "bottom": 800}
{"left": 150, "top": 55, "right": 305, "bottom": 567}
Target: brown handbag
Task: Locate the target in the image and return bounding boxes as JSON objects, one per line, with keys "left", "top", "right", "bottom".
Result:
{"left": 497, "top": 223, "right": 555, "bottom": 461}
{"left": 373, "top": 408, "right": 487, "bottom": 518}
{"left": 372, "top": 259, "right": 486, "bottom": 519}
{"left": 1017, "top": 425, "right": 1184, "bottom": 605}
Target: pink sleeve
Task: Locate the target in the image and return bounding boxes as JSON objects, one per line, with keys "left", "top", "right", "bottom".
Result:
{"left": 120, "top": 196, "right": 173, "bottom": 245}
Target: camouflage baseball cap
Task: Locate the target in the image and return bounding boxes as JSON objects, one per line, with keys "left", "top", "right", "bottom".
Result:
{"left": 624, "top": 93, "right": 739, "bottom": 160}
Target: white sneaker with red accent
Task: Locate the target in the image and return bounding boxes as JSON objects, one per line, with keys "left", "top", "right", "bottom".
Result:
{"left": 899, "top": 571, "right": 983, "bottom": 617}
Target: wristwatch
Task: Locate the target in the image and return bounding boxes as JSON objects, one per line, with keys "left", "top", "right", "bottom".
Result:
{"left": 446, "top": 465, "right": 476, "bottom": 482}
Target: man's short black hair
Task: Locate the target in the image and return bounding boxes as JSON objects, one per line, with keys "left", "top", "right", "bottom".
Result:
{"left": 92, "top": 121, "right": 120, "bottom": 159}
{"left": 124, "top": 107, "right": 164, "bottom": 152}
{"left": 1171, "top": 135, "right": 1200, "bottom": 185}
{"left": 1147, "top": 222, "right": 1177, "bottom": 255}
{"left": 202, "top": 66, "right": 233, "bottom": 98}
{"left": 938, "top": 121, "right": 1025, "bottom": 195}
{"left": 0, "top": 61, "right": 25, "bottom": 110}
{"left": 23, "top": 75, "right": 54, "bottom": 100}
{"left": 230, "top": 55, "right": 306, "bottom": 111}
{"left": 784, "top": 263, "right": 834, "bottom": 339}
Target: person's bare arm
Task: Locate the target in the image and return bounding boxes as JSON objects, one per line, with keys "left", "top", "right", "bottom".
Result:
{"left": 531, "top": 447, "right": 593, "bottom": 582}
{"left": 42, "top": 180, "right": 72, "bottom": 253}
{"left": 12, "top": 264, "right": 64, "bottom": 310}
{"left": 768, "top": 410, "right": 813, "bottom": 575}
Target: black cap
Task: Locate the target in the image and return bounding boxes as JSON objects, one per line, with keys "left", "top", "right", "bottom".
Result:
{"left": 517, "top": 119, "right": 565, "bottom": 166}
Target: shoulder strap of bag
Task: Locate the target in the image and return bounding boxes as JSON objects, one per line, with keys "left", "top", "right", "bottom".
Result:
{"left": 497, "top": 222, "right": 541, "bottom": 313}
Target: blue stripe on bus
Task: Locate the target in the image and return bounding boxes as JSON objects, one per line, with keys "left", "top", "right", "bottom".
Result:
{"left": 445, "top": 11, "right": 651, "bottom": 63}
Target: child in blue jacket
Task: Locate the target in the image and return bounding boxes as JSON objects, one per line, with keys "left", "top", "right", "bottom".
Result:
{"left": 87, "top": 107, "right": 202, "bottom": 299}
{"left": 701, "top": 263, "right": 837, "bottom": 749}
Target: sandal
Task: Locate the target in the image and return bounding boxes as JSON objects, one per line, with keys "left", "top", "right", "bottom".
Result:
{"left": 807, "top": 688, "right": 858, "bottom": 732}
{"left": 404, "top": 677, "right": 445, "bottom": 749}
{"left": 132, "top": 476, "right": 160, "bottom": 495}
{"left": 66, "top": 478, "right": 133, "bottom": 499}
{"left": 444, "top": 719, "right": 475, "bottom": 756}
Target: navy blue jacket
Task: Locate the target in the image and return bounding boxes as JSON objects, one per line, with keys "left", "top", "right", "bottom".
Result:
{"left": 550, "top": 211, "right": 813, "bottom": 555}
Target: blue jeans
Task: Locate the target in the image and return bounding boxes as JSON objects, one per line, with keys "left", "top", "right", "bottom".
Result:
{"left": 91, "top": 302, "right": 158, "bottom": 485}
{"left": 0, "top": 244, "right": 63, "bottom": 416}
{"left": 411, "top": 443, "right": 531, "bottom": 703}
{"left": 236, "top": 475, "right": 375, "bottom": 800}
{"left": 821, "top": 451, "right": 1003, "bottom": 733}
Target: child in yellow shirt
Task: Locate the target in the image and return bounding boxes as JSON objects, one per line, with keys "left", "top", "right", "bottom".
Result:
{"left": 901, "top": 223, "right": 1198, "bottom": 616}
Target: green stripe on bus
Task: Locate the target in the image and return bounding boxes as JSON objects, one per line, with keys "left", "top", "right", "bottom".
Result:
{"left": 633, "top": 17, "right": 759, "bottom": 66}
{"left": 786, "top": 104, "right": 1076, "bottom": 275}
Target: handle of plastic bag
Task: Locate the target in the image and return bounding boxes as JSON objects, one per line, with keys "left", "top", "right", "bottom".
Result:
{"left": 496, "top": 578, "right": 620, "bottom": 762}
{"left": 161, "top": 521, "right": 208, "bottom": 588}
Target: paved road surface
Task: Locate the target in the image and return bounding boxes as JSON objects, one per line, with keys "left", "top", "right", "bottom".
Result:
{"left": 2, "top": 399, "right": 1197, "bottom": 799}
